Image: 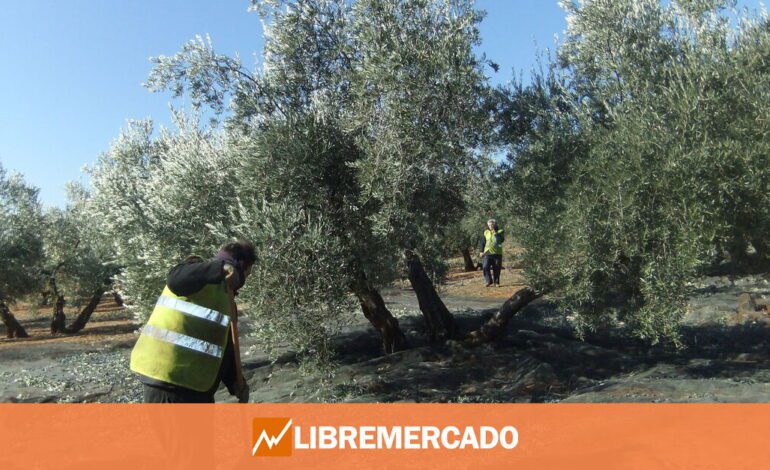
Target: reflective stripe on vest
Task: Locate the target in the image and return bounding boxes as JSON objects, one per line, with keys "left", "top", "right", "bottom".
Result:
{"left": 130, "top": 282, "right": 231, "bottom": 392}
{"left": 140, "top": 324, "right": 223, "bottom": 358}
{"left": 155, "top": 295, "right": 230, "bottom": 327}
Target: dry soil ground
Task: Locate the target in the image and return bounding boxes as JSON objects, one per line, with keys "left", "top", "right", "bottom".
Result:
{"left": 3, "top": 266, "right": 770, "bottom": 403}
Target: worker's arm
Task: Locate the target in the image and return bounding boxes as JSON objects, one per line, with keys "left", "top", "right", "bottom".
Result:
{"left": 167, "top": 258, "right": 228, "bottom": 296}
{"left": 478, "top": 235, "right": 486, "bottom": 257}
{"left": 224, "top": 264, "right": 249, "bottom": 403}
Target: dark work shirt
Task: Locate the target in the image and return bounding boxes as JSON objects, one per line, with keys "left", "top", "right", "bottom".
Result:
{"left": 167, "top": 258, "right": 229, "bottom": 296}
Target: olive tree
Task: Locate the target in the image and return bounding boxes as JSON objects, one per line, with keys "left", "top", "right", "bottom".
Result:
{"left": 42, "top": 184, "right": 121, "bottom": 334}
{"left": 41, "top": 205, "right": 80, "bottom": 333}
{"left": 347, "top": 0, "right": 490, "bottom": 340}
{"left": 0, "top": 164, "right": 44, "bottom": 338}
{"left": 147, "top": 0, "right": 491, "bottom": 348}
{"left": 471, "top": 0, "right": 770, "bottom": 344}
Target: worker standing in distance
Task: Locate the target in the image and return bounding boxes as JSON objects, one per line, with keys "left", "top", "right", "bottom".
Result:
{"left": 479, "top": 219, "right": 504, "bottom": 287}
{"left": 130, "top": 240, "right": 256, "bottom": 403}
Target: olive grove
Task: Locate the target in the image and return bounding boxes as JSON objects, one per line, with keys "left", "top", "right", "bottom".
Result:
{"left": 0, "top": 164, "right": 121, "bottom": 338}
{"left": 78, "top": 0, "right": 770, "bottom": 362}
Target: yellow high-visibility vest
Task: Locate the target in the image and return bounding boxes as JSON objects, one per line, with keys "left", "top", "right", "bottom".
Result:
{"left": 130, "top": 283, "right": 231, "bottom": 392}
{"left": 483, "top": 229, "right": 504, "bottom": 256}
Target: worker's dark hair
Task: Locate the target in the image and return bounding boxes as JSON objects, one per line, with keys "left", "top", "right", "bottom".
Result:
{"left": 220, "top": 240, "right": 257, "bottom": 266}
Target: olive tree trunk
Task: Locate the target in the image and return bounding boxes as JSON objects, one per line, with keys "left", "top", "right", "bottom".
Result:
{"left": 351, "top": 272, "right": 407, "bottom": 354}
{"left": 111, "top": 291, "right": 124, "bottom": 307}
{"left": 464, "top": 287, "right": 542, "bottom": 345}
{"left": 50, "top": 294, "right": 66, "bottom": 334}
{"left": 0, "top": 301, "right": 29, "bottom": 338}
{"left": 405, "top": 250, "right": 455, "bottom": 342}
{"left": 461, "top": 248, "right": 476, "bottom": 272}
{"left": 65, "top": 288, "right": 107, "bottom": 334}
{"left": 48, "top": 268, "right": 67, "bottom": 334}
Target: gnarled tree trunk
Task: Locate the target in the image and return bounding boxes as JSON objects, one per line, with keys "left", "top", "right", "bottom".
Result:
{"left": 40, "top": 290, "right": 51, "bottom": 307}
{"left": 351, "top": 272, "right": 407, "bottom": 354}
{"left": 49, "top": 268, "right": 67, "bottom": 334}
{"left": 66, "top": 288, "right": 107, "bottom": 334}
{"left": 112, "top": 291, "right": 124, "bottom": 307}
{"left": 405, "top": 250, "right": 455, "bottom": 342}
{"left": 461, "top": 248, "right": 476, "bottom": 272}
{"left": 50, "top": 294, "right": 66, "bottom": 334}
{"left": 1, "top": 301, "right": 29, "bottom": 338}
{"left": 464, "top": 287, "right": 541, "bottom": 346}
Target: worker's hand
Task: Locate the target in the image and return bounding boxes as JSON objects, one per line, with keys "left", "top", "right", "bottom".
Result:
{"left": 223, "top": 263, "right": 236, "bottom": 290}
{"left": 233, "top": 372, "right": 249, "bottom": 403}
{"left": 479, "top": 252, "right": 484, "bottom": 258}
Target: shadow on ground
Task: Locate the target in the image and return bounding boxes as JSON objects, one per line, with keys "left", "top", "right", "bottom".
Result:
{"left": 4, "top": 275, "right": 770, "bottom": 403}
{"left": 236, "top": 274, "right": 770, "bottom": 404}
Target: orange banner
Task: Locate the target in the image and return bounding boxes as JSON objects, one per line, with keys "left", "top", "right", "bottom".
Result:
{"left": 1, "top": 404, "right": 769, "bottom": 469}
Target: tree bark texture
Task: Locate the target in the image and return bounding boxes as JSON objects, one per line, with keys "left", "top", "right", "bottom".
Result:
{"left": 48, "top": 269, "right": 67, "bottom": 334}
{"left": 111, "top": 291, "right": 124, "bottom": 307}
{"left": 351, "top": 272, "right": 407, "bottom": 354}
{"left": 50, "top": 294, "right": 66, "bottom": 334}
{"left": 405, "top": 250, "right": 455, "bottom": 342}
{"left": 65, "top": 288, "right": 107, "bottom": 334}
{"left": 461, "top": 248, "right": 477, "bottom": 272}
{"left": 464, "top": 287, "right": 541, "bottom": 346}
{"left": 0, "top": 301, "right": 29, "bottom": 338}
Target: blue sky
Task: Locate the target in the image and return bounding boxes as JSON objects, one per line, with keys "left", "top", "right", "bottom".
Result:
{"left": 0, "top": 1, "right": 763, "bottom": 206}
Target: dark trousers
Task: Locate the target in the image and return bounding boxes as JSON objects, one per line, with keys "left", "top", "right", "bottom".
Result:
{"left": 142, "top": 383, "right": 216, "bottom": 465}
{"left": 143, "top": 383, "right": 215, "bottom": 403}
{"left": 483, "top": 254, "right": 502, "bottom": 285}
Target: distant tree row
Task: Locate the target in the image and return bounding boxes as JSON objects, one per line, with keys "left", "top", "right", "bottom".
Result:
{"left": 0, "top": 164, "right": 120, "bottom": 338}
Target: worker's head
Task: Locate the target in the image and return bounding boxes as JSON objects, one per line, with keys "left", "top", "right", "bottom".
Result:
{"left": 487, "top": 219, "right": 497, "bottom": 231}
{"left": 218, "top": 240, "right": 257, "bottom": 289}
